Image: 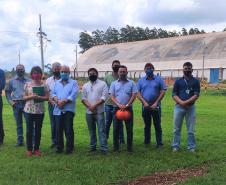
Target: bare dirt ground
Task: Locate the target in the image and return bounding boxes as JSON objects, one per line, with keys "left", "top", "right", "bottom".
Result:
{"left": 127, "top": 165, "right": 208, "bottom": 185}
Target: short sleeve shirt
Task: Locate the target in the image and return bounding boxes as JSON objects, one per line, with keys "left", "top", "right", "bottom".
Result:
{"left": 109, "top": 79, "right": 137, "bottom": 106}
{"left": 137, "top": 75, "right": 167, "bottom": 105}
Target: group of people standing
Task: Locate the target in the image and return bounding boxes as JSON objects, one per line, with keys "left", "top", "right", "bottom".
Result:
{"left": 0, "top": 60, "right": 200, "bottom": 156}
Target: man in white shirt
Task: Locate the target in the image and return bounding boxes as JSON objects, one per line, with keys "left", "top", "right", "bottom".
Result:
{"left": 81, "top": 68, "right": 108, "bottom": 154}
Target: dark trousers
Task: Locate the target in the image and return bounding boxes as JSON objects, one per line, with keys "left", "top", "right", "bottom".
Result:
{"left": 55, "top": 112, "right": 74, "bottom": 152}
{"left": 113, "top": 107, "right": 133, "bottom": 151}
{"left": 105, "top": 104, "right": 124, "bottom": 143}
{"left": 13, "top": 102, "right": 25, "bottom": 144}
{"left": 48, "top": 103, "right": 57, "bottom": 145}
{"left": 0, "top": 96, "right": 4, "bottom": 143}
{"left": 25, "top": 113, "right": 44, "bottom": 151}
{"left": 142, "top": 107, "right": 163, "bottom": 146}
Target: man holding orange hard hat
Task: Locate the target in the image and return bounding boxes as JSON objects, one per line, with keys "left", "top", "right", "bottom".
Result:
{"left": 109, "top": 65, "right": 137, "bottom": 152}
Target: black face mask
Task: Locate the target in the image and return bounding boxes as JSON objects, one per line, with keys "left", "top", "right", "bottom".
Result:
{"left": 53, "top": 71, "right": 60, "bottom": 77}
{"left": 89, "top": 75, "right": 97, "bottom": 82}
{"left": 119, "top": 73, "right": 127, "bottom": 80}
{"left": 183, "top": 70, "right": 192, "bottom": 77}
{"left": 112, "top": 65, "right": 119, "bottom": 73}
{"left": 16, "top": 70, "right": 24, "bottom": 77}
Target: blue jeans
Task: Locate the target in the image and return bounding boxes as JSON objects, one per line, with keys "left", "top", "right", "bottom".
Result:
{"left": 86, "top": 112, "right": 108, "bottom": 151}
{"left": 13, "top": 102, "right": 25, "bottom": 144}
{"left": 24, "top": 113, "right": 44, "bottom": 151}
{"left": 113, "top": 107, "right": 133, "bottom": 151}
{"left": 105, "top": 104, "right": 124, "bottom": 143}
{"left": 55, "top": 111, "right": 74, "bottom": 152}
{"left": 0, "top": 96, "right": 4, "bottom": 143}
{"left": 172, "top": 104, "right": 196, "bottom": 150}
{"left": 48, "top": 103, "right": 57, "bottom": 145}
{"left": 142, "top": 106, "right": 163, "bottom": 146}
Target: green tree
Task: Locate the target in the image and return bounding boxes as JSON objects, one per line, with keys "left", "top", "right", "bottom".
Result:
{"left": 149, "top": 27, "right": 158, "bottom": 39}
{"left": 158, "top": 28, "right": 168, "bottom": 38}
{"left": 181, "top": 28, "right": 188, "bottom": 36}
{"left": 189, "top": 28, "right": 195, "bottom": 35}
{"left": 78, "top": 31, "right": 94, "bottom": 53}
{"left": 135, "top": 27, "right": 148, "bottom": 40}
{"left": 92, "top": 30, "right": 105, "bottom": 45}
{"left": 104, "top": 27, "right": 120, "bottom": 44}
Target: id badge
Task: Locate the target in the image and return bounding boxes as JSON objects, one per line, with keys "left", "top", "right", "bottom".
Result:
{"left": 186, "top": 89, "right": 190, "bottom": 94}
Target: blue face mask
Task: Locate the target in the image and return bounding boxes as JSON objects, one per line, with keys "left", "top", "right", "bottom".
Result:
{"left": 146, "top": 69, "right": 154, "bottom": 77}
{"left": 60, "top": 72, "right": 69, "bottom": 80}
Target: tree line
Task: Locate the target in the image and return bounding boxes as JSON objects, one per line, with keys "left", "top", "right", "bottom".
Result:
{"left": 78, "top": 26, "right": 208, "bottom": 53}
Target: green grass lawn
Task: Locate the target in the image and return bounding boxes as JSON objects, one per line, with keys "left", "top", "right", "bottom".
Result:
{"left": 0, "top": 89, "right": 226, "bottom": 185}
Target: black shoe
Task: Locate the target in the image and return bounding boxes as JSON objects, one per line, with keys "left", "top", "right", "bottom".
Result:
{"left": 100, "top": 150, "right": 107, "bottom": 155}
{"left": 127, "top": 148, "right": 133, "bottom": 153}
{"left": 120, "top": 140, "right": 125, "bottom": 144}
{"left": 15, "top": 143, "right": 24, "bottom": 147}
{"left": 50, "top": 144, "right": 56, "bottom": 149}
{"left": 65, "top": 150, "right": 73, "bottom": 154}
{"left": 156, "top": 144, "right": 163, "bottom": 149}
{"left": 113, "top": 148, "right": 119, "bottom": 153}
{"left": 89, "top": 148, "right": 97, "bottom": 153}
{"left": 56, "top": 149, "right": 63, "bottom": 154}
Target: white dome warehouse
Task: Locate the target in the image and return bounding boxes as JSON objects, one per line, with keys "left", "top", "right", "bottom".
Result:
{"left": 72, "top": 31, "right": 226, "bottom": 83}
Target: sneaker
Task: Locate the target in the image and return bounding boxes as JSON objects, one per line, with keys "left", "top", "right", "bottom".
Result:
{"left": 26, "top": 150, "right": 32, "bottom": 157}
{"left": 34, "top": 150, "right": 41, "bottom": 156}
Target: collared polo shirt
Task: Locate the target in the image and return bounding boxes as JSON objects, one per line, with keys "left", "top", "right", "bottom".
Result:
{"left": 137, "top": 75, "right": 167, "bottom": 105}
{"left": 109, "top": 79, "right": 137, "bottom": 106}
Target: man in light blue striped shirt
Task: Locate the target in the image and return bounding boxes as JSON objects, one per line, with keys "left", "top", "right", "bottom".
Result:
{"left": 52, "top": 65, "right": 79, "bottom": 154}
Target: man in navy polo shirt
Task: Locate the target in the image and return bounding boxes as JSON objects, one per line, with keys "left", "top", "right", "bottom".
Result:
{"left": 172, "top": 62, "right": 200, "bottom": 152}
{"left": 137, "top": 63, "right": 167, "bottom": 148}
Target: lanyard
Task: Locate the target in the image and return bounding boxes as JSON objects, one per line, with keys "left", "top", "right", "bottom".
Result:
{"left": 184, "top": 78, "right": 190, "bottom": 95}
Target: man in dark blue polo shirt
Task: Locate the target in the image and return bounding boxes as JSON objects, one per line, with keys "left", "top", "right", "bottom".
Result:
{"left": 172, "top": 62, "right": 200, "bottom": 152}
{"left": 137, "top": 63, "right": 167, "bottom": 148}
{"left": 0, "top": 68, "right": 5, "bottom": 145}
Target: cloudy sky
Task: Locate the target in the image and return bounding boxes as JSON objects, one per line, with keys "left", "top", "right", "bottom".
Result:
{"left": 0, "top": 0, "right": 226, "bottom": 71}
